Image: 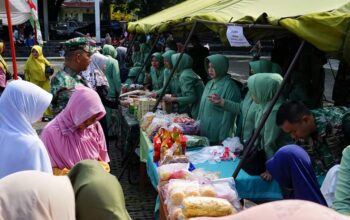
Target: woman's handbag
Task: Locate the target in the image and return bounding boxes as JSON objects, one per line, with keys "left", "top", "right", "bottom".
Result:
{"left": 240, "top": 131, "right": 267, "bottom": 176}
{"left": 45, "top": 64, "right": 54, "bottom": 78}
{"left": 0, "top": 59, "right": 11, "bottom": 80}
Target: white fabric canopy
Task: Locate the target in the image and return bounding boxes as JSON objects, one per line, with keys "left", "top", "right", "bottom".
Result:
{"left": 0, "top": 0, "right": 31, "bottom": 26}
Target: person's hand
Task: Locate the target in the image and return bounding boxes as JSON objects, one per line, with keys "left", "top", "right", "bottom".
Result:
{"left": 260, "top": 170, "right": 273, "bottom": 182}
{"left": 148, "top": 92, "right": 157, "bottom": 98}
{"left": 208, "top": 94, "right": 224, "bottom": 107}
{"left": 163, "top": 95, "right": 176, "bottom": 103}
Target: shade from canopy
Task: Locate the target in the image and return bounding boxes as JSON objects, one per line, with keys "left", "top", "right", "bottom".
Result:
{"left": 128, "top": 0, "right": 350, "bottom": 61}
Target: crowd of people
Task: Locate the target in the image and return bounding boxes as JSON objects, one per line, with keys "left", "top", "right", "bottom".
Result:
{"left": 1, "top": 30, "right": 350, "bottom": 219}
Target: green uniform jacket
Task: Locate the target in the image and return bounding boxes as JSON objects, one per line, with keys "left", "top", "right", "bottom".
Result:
{"left": 198, "top": 54, "right": 241, "bottom": 144}
{"left": 105, "top": 56, "right": 122, "bottom": 96}
{"left": 157, "top": 50, "right": 180, "bottom": 96}
{"left": 223, "top": 93, "right": 257, "bottom": 144}
{"left": 223, "top": 60, "right": 283, "bottom": 143}
{"left": 68, "top": 160, "right": 131, "bottom": 220}
{"left": 248, "top": 73, "right": 291, "bottom": 159}
{"left": 172, "top": 53, "right": 204, "bottom": 119}
{"left": 249, "top": 59, "right": 283, "bottom": 75}
{"left": 102, "top": 45, "right": 118, "bottom": 59}
{"left": 334, "top": 146, "right": 350, "bottom": 215}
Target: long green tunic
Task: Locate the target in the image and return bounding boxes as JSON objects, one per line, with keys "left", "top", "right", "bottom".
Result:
{"left": 224, "top": 60, "right": 283, "bottom": 143}
{"left": 172, "top": 53, "right": 204, "bottom": 119}
{"left": 68, "top": 160, "right": 131, "bottom": 220}
{"left": 198, "top": 54, "right": 241, "bottom": 144}
{"left": 157, "top": 50, "right": 180, "bottom": 96}
{"left": 104, "top": 56, "right": 122, "bottom": 137}
{"left": 150, "top": 52, "right": 165, "bottom": 91}
{"left": 333, "top": 146, "right": 350, "bottom": 215}
{"left": 223, "top": 93, "right": 257, "bottom": 144}
{"left": 248, "top": 73, "right": 291, "bottom": 159}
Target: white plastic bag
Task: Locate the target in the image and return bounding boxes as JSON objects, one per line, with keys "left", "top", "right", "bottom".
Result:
{"left": 222, "top": 137, "right": 243, "bottom": 153}
{"left": 321, "top": 164, "right": 340, "bottom": 207}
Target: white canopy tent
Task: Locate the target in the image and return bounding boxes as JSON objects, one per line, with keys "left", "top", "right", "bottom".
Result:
{"left": 0, "top": 0, "right": 32, "bottom": 25}
{"left": 0, "top": 0, "right": 43, "bottom": 79}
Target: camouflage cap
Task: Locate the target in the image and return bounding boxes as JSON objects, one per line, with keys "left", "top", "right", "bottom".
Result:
{"left": 64, "top": 37, "right": 97, "bottom": 54}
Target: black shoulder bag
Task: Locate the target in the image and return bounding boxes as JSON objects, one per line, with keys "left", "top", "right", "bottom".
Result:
{"left": 0, "top": 59, "right": 12, "bottom": 80}
{"left": 240, "top": 130, "right": 267, "bottom": 176}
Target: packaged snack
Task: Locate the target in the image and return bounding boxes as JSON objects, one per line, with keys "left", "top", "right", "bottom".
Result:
{"left": 182, "top": 197, "right": 235, "bottom": 218}
{"left": 185, "top": 135, "right": 210, "bottom": 148}
{"left": 141, "top": 112, "right": 156, "bottom": 131}
{"left": 200, "top": 185, "right": 217, "bottom": 197}
{"left": 160, "top": 155, "right": 190, "bottom": 166}
{"left": 158, "top": 163, "right": 190, "bottom": 182}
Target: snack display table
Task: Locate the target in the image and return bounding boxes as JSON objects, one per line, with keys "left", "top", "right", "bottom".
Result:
{"left": 140, "top": 131, "right": 283, "bottom": 201}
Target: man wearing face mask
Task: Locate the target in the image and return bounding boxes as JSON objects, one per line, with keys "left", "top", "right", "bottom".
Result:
{"left": 50, "top": 37, "right": 96, "bottom": 115}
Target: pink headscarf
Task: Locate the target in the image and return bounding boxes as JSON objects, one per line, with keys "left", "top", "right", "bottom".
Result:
{"left": 41, "top": 86, "right": 109, "bottom": 169}
{"left": 191, "top": 200, "right": 348, "bottom": 220}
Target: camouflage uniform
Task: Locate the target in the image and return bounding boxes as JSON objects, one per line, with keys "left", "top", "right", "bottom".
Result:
{"left": 50, "top": 66, "right": 87, "bottom": 115}
{"left": 298, "top": 106, "right": 350, "bottom": 175}
{"left": 50, "top": 37, "right": 96, "bottom": 115}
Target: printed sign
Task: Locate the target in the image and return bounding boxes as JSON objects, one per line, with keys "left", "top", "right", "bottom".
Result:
{"left": 226, "top": 25, "right": 251, "bottom": 47}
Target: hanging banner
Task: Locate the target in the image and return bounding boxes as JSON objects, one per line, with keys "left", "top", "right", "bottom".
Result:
{"left": 27, "top": 0, "right": 43, "bottom": 45}
{"left": 226, "top": 25, "right": 250, "bottom": 47}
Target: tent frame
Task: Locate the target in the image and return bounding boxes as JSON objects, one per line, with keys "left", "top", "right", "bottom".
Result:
{"left": 133, "top": 34, "right": 161, "bottom": 84}
{"left": 129, "top": 18, "right": 305, "bottom": 180}
{"left": 4, "top": 0, "right": 18, "bottom": 79}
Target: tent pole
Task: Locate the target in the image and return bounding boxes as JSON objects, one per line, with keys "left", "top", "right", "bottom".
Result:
{"left": 233, "top": 40, "right": 305, "bottom": 179}
{"left": 152, "top": 21, "right": 198, "bottom": 112}
{"left": 4, "top": 0, "right": 18, "bottom": 80}
{"left": 125, "top": 32, "right": 138, "bottom": 65}
{"left": 133, "top": 34, "right": 160, "bottom": 84}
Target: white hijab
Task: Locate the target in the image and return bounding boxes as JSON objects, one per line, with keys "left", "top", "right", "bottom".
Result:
{"left": 81, "top": 52, "right": 109, "bottom": 89}
{"left": 0, "top": 80, "right": 53, "bottom": 178}
{"left": 0, "top": 171, "right": 75, "bottom": 220}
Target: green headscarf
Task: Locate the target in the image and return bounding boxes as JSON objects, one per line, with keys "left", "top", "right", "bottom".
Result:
{"left": 102, "top": 45, "right": 118, "bottom": 59}
{"left": 247, "top": 73, "right": 289, "bottom": 158}
{"left": 68, "top": 160, "right": 131, "bottom": 220}
{"left": 128, "top": 66, "right": 142, "bottom": 77}
{"left": 162, "top": 50, "right": 176, "bottom": 64}
{"left": 204, "top": 54, "right": 229, "bottom": 81}
{"left": 152, "top": 52, "right": 164, "bottom": 69}
{"left": 249, "top": 60, "right": 283, "bottom": 75}
{"left": 248, "top": 73, "right": 283, "bottom": 105}
{"left": 171, "top": 53, "right": 193, "bottom": 73}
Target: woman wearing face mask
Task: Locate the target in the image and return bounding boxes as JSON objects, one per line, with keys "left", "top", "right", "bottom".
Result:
{"left": 24, "top": 45, "right": 53, "bottom": 121}
{"left": 40, "top": 86, "right": 110, "bottom": 175}
{"left": 198, "top": 54, "right": 241, "bottom": 144}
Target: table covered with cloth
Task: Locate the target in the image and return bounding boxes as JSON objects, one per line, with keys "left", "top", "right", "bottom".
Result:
{"left": 140, "top": 131, "right": 283, "bottom": 201}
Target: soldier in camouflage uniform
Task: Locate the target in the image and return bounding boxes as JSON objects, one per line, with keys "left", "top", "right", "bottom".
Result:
{"left": 50, "top": 37, "right": 96, "bottom": 115}
{"left": 275, "top": 101, "right": 350, "bottom": 175}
